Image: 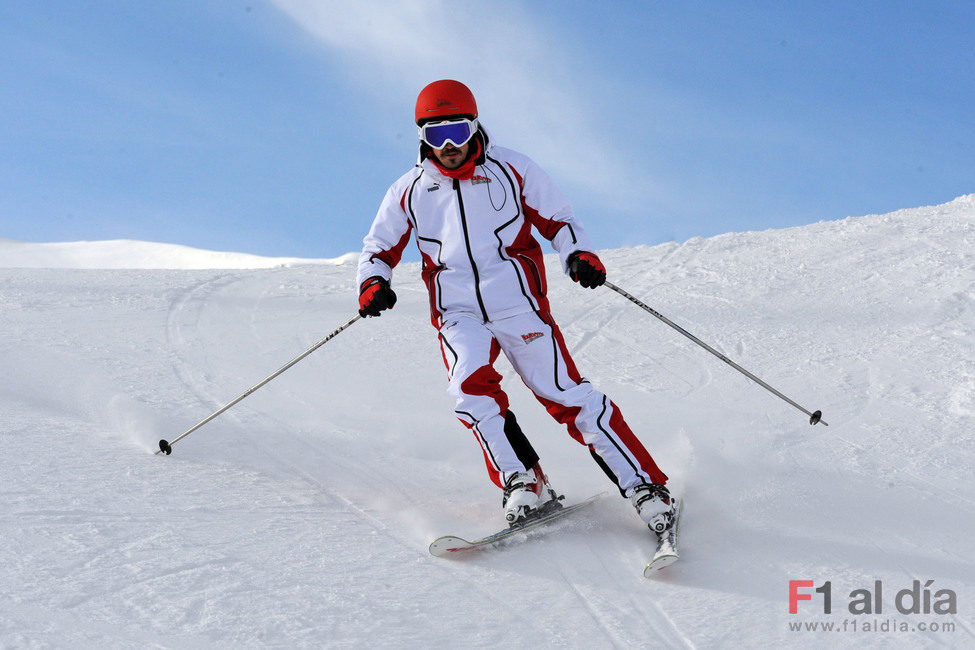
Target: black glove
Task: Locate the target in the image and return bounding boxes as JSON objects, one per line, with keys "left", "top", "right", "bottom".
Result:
{"left": 358, "top": 276, "right": 397, "bottom": 317}
{"left": 567, "top": 251, "right": 606, "bottom": 289}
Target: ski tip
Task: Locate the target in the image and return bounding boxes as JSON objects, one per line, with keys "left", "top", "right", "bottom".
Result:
{"left": 429, "top": 535, "right": 474, "bottom": 558}
{"left": 158, "top": 439, "right": 172, "bottom": 455}
{"left": 644, "top": 554, "right": 679, "bottom": 577}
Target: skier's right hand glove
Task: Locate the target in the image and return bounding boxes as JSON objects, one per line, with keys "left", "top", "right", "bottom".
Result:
{"left": 358, "top": 276, "right": 397, "bottom": 317}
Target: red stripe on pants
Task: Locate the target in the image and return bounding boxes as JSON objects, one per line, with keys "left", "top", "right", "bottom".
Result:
{"left": 606, "top": 400, "right": 668, "bottom": 485}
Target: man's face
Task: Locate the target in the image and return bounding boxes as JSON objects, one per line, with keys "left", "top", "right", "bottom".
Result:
{"left": 433, "top": 141, "right": 470, "bottom": 170}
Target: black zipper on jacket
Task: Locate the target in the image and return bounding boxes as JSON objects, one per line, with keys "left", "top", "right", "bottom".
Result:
{"left": 453, "top": 178, "right": 490, "bottom": 322}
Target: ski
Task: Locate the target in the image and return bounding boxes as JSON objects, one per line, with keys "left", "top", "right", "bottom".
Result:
{"left": 644, "top": 496, "right": 683, "bottom": 578}
{"left": 429, "top": 492, "right": 607, "bottom": 558}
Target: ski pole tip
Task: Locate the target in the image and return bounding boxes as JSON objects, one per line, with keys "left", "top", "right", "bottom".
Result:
{"left": 158, "top": 439, "right": 172, "bottom": 455}
{"left": 809, "top": 410, "right": 827, "bottom": 426}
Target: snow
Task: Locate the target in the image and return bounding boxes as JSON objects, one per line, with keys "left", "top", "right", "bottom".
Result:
{"left": 1, "top": 196, "right": 973, "bottom": 648}
{"left": 0, "top": 239, "right": 355, "bottom": 269}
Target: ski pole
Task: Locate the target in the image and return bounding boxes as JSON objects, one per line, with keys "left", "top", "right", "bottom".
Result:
{"left": 604, "top": 281, "right": 827, "bottom": 426}
{"left": 156, "top": 314, "right": 362, "bottom": 455}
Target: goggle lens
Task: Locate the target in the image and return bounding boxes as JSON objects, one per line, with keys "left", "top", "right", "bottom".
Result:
{"left": 420, "top": 119, "right": 476, "bottom": 149}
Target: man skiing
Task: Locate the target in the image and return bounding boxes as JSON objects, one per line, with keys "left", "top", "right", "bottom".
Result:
{"left": 357, "top": 79, "right": 674, "bottom": 535}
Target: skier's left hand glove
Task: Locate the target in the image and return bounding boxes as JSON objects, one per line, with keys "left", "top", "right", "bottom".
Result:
{"left": 567, "top": 251, "right": 606, "bottom": 289}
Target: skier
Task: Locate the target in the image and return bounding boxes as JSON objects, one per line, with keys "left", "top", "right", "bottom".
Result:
{"left": 357, "top": 79, "right": 675, "bottom": 534}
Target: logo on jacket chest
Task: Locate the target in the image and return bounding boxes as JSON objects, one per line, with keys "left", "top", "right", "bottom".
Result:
{"left": 471, "top": 174, "right": 491, "bottom": 185}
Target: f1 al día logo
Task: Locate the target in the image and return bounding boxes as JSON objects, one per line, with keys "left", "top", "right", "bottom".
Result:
{"left": 788, "top": 579, "right": 960, "bottom": 636}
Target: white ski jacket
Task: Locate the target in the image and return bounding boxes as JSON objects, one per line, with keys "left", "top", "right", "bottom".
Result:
{"left": 357, "top": 129, "right": 596, "bottom": 326}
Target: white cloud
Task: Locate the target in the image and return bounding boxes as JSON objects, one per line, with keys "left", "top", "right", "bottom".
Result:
{"left": 269, "top": 0, "right": 651, "bottom": 212}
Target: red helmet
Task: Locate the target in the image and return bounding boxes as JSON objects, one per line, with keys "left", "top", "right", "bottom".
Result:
{"left": 415, "top": 79, "right": 478, "bottom": 125}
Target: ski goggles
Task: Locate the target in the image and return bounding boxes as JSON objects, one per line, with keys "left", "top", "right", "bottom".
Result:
{"left": 418, "top": 117, "right": 478, "bottom": 149}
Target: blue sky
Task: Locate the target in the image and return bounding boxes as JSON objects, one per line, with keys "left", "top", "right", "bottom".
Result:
{"left": 1, "top": 1, "right": 972, "bottom": 259}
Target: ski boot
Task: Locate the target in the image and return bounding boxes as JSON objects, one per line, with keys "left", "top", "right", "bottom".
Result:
{"left": 629, "top": 483, "right": 675, "bottom": 535}
{"left": 502, "top": 464, "right": 562, "bottom": 526}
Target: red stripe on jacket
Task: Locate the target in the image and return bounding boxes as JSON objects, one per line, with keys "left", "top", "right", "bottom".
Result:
{"left": 507, "top": 164, "right": 568, "bottom": 241}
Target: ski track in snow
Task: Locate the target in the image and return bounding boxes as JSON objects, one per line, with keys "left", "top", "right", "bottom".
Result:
{"left": 2, "top": 196, "right": 975, "bottom": 647}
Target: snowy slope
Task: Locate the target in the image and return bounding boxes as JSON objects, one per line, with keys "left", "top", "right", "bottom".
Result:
{"left": 1, "top": 196, "right": 973, "bottom": 648}
{"left": 0, "top": 238, "right": 355, "bottom": 269}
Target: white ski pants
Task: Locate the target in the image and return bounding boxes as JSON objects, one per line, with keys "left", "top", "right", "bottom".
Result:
{"left": 436, "top": 310, "right": 667, "bottom": 494}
